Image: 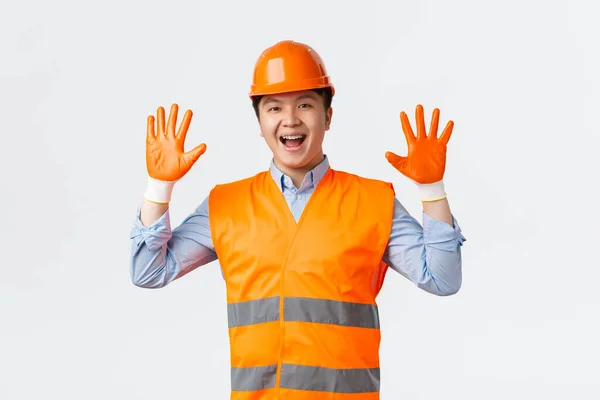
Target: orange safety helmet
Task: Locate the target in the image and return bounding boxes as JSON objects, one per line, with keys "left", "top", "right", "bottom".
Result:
{"left": 249, "top": 40, "right": 335, "bottom": 98}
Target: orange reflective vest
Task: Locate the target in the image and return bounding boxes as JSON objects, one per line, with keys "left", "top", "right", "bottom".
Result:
{"left": 208, "top": 168, "right": 395, "bottom": 400}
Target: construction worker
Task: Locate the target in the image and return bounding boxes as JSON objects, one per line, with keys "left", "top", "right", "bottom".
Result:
{"left": 130, "top": 40, "right": 466, "bottom": 399}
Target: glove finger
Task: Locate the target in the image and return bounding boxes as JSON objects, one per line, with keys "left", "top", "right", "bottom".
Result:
{"left": 176, "top": 109, "right": 193, "bottom": 143}
{"left": 157, "top": 106, "right": 166, "bottom": 136}
{"left": 400, "top": 112, "right": 416, "bottom": 146}
{"left": 415, "top": 104, "right": 426, "bottom": 139}
{"left": 167, "top": 104, "right": 179, "bottom": 137}
{"left": 385, "top": 151, "right": 407, "bottom": 170}
{"left": 439, "top": 120, "right": 454, "bottom": 145}
{"left": 182, "top": 143, "right": 207, "bottom": 167}
{"left": 146, "top": 115, "right": 156, "bottom": 143}
{"left": 429, "top": 108, "right": 440, "bottom": 139}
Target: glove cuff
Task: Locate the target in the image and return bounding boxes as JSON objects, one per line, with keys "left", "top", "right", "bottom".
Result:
{"left": 415, "top": 180, "right": 446, "bottom": 202}
{"left": 144, "top": 176, "right": 177, "bottom": 204}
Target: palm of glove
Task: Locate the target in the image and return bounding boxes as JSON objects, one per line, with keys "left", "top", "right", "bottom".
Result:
{"left": 146, "top": 104, "right": 206, "bottom": 182}
{"left": 385, "top": 104, "right": 454, "bottom": 184}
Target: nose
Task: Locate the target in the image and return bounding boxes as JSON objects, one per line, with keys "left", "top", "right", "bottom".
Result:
{"left": 282, "top": 107, "right": 301, "bottom": 127}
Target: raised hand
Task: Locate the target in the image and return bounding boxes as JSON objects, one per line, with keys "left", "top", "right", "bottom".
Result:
{"left": 146, "top": 104, "right": 206, "bottom": 182}
{"left": 385, "top": 104, "right": 454, "bottom": 184}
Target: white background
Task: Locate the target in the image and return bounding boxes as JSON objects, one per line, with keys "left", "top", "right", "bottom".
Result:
{"left": 1, "top": 0, "right": 599, "bottom": 398}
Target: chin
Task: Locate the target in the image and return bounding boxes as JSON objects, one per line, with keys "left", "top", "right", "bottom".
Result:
{"left": 276, "top": 156, "right": 311, "bottom": 169}
{"left": 269, "top": 135, "right": 323, "bottom": 170}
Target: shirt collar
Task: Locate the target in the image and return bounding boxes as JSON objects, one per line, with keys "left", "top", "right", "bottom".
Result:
{"left": 269, "top": 155, "right": 330, "bottom": 192}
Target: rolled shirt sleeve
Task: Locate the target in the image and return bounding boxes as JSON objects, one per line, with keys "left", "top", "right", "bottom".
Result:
{"left": 382, "top": 198, "right": 466, "bottom": 296}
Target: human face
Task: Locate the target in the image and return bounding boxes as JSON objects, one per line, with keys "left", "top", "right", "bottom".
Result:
{"left": 258, "top": 90, "right": 332, "bottom": 174}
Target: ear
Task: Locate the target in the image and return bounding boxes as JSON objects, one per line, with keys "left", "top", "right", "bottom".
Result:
{"left": 325, "top": 107, "right": 333, "bottom": 131}
{"left": 257, "top": 113, "right": 264, "bottom": 137}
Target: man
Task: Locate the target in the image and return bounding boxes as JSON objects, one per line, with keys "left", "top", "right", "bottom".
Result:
{"left": 130, "top": 40, "right": 466, "bottom": 399}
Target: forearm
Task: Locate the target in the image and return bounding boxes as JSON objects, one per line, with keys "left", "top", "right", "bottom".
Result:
{"left": 130, "top": 207, "right": 179, "bottom": 288}
{"left": 140, "top": 199, "right": 169, "bottom": 227}
{"left": 420, "top": 244, "right": 463, "bottom": 295}
{"left": 422, "top": 197, "right": 453, "bottom": 227}
{"left": 130, "top": 198, "right": 217, "bottom": 288}
{"left": 130, "top": 239, "right": 177, "bottom": 288}
{"left": 140, "top": 176, "right": 175, "bottom": 227}
{"left": 383, "top": 198, "right": 465, "bottom": 296}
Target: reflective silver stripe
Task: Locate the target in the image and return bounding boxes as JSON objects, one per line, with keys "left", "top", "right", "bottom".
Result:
{"left": 284, "top": 297, "right": 380, "bottom": 329}
{"left": 227, "top": 296, "right": 280, "bottom": 328}
{"left": 280, "top": 364, "right": 380, "bottom": 393}
{"left": 231, "top": 364, "right": 278, "bottom": 391}
{"left": 228, "top": 296, "right": 380, "bottom": 328}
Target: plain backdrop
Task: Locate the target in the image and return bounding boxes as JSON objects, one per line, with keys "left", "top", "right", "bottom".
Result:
{"left": 1, "top": 0, "right": 599, "bottom": 399}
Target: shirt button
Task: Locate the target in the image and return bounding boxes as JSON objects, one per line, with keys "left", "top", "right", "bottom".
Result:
{"left": 296, "top": 194, "right": 302, "bottom": 200}
{"left": 284, "top": 177, "right": 292, "bottom": 186}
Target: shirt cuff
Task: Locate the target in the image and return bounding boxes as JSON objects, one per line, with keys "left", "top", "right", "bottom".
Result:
{"left": 129, "top": 205, "right": 172, "bottom": 252}
{"left": 422, "top": 211, "right": 466, "bottom": 251}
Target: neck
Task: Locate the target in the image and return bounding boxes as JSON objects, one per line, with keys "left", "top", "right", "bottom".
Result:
{"left": 275, "top": 153, "right": 325, "bottom": 188}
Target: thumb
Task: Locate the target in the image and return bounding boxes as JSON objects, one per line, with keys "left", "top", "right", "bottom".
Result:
{"left": 385, "top": 151, "right": 407, "bottom": 170}
{"left": 182, "top": 143, "right": 207, "bottom": 167}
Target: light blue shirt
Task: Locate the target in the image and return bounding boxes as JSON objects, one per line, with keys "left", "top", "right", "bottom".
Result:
{"left": 130, "top": 156, "right": 466, "bottom": 295}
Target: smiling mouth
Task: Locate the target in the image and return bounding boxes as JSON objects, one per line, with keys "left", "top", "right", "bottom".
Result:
{"left": 280, "top": 134, "right": 306, "bottom": 147}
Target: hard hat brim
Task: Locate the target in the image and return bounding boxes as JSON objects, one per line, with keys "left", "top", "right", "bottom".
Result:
{"left": 249, "top": 78, "right": 335, "bottom": 98}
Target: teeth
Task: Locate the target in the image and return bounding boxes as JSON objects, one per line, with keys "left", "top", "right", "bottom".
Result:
{"left": 282, "top": 135, "right": 303, "bottom": 139}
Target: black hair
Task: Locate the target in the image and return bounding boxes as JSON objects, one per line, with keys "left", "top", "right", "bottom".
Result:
{"left": 251, "top": 87, "right": 333, "bottom": 119}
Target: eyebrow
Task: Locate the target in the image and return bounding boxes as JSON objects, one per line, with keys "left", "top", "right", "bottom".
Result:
{"left": 262, "top": 93, "right": 318, "bottom": 105}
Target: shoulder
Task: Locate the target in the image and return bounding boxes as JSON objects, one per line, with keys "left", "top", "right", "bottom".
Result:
{"left": 211, "top": 171, "right": 268, "bottom": 192}
{"left": 330, "top": 169, "right": 395, "bottom": 194}
{"left": 208, "top": 171, "right": 272, "bottom": 209}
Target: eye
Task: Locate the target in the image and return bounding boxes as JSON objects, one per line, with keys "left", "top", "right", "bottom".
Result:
{"left": 268, "top": 106, "right": 281, "bottom": 112}
{"left": 298, "top": 103, "right": 311, "bottom": 109}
